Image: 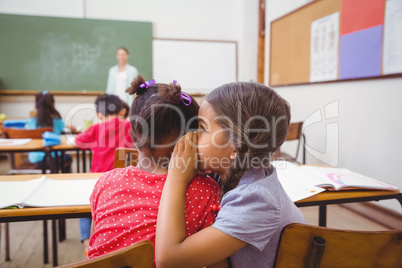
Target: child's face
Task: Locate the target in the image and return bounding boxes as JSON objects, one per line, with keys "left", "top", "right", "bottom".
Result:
{"left": 197, "top": 101, "right": 236, "bottom": 178}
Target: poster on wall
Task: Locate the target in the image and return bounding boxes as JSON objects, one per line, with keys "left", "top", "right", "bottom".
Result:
{"left": 309, "top": 12, "right": 340, "bottom": 82}
{"left": 383, "top": 0, "right": 402, "bottom": 75}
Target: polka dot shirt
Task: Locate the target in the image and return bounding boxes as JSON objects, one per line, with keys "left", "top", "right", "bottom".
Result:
{"left": 87, "top": 166, "right": 220, "bottom": 262}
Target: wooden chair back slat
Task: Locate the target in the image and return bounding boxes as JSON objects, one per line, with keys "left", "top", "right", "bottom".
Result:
{"left": 57, "top": 240, "right": 154, "bottom": 268}
{"left": 2, "top": 127, "right": 53, "bottom": 139}
{"left": 285, "top": 122, "right": 303, "bottom": 141}
{"left": 114, "top": 147, "right": 139, "bottom": 168}
{"left": 274, "top": 223, "right": 402, "bottom": 268}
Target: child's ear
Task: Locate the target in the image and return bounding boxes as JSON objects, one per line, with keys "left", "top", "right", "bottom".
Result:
{"left": 118, "top": 108, "right": 126, "bottom": 117}
{"left": 229, "top": 151, "right": 237, "bottom": 160}
{"left": 96, "top": 112, "right": 104, "bottom": 121}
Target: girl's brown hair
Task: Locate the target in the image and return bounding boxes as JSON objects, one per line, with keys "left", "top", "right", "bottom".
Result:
{"left": 126, "top": 75, "right": 199, "bottom": 150}
{"left": 205, "top": 82, "right": 291, "bottom": 194}
{"left": 35, "top": 91, "right": 61, "bottom": 127}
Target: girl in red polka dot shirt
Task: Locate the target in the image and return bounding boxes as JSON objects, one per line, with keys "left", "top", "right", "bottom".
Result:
{"left": 87, "top": 75, "right": 221, "bottom": 265}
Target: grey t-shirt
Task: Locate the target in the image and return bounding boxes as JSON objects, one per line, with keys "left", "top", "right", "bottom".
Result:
{"left": 212, "top": 167, "right": 306, "bottom": 268}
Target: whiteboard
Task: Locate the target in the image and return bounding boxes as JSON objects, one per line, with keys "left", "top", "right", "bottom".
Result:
{"left": 153, "top": 39, "right": 237, "bottom": 94}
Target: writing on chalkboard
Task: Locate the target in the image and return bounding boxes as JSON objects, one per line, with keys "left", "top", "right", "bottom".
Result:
{"left": 0, "top": 14, "right": 152, "bottom": 91}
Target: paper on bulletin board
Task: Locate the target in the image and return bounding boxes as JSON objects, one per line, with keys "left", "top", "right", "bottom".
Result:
{"left": 383, "top": 0, "right": 402, "bottom": 75}
{"left": 310, "top": 12, "right": 340, "bottom": 82}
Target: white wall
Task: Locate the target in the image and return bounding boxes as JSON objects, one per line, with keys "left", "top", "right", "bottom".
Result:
{"left": 266, "top": 0, "right": 402, "bottom": 213}
{"left": 0, "top": 0, "right": 258, "bottom": 126}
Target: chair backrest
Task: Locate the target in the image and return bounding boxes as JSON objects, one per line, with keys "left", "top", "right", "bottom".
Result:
{"left": 285, "top": 122, "right": 303, "bottom": 141}
{"left": 272, "top": 122, "right": 305, "bottom": 163}
{"left": 274, "top": 223, "right": 402, "bottom": 268}
{"left": 57, "top": 240, "right": 154, "bottom": 268}
{"left": 114, "top": 147, "right": 139, "bottom": 168}
{"left": 2, "top": 127, "right": 53, "bottom": 139}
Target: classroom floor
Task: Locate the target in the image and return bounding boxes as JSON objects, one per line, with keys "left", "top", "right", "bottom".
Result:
{"left": 0, "top": 154, "right": 393, "bottom": 267}
{"left": 0, "top": 205, "right": 391, "bottom": 268}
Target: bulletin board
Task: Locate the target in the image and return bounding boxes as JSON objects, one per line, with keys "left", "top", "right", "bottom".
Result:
{"left": 269, "top": 0, "right": 402, "bottom": 87}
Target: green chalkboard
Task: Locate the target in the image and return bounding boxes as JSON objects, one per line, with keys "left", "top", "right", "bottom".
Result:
{"left": 0, "top": 14, "right": 152, "bottom": 92}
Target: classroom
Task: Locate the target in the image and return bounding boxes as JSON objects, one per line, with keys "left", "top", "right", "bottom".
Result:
{"left": 0, "top": 0, "right": 401, "bottom": 267}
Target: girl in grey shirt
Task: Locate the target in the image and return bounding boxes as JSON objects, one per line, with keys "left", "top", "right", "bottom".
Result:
{"left": 156, "top": 81, "right": 306, "bottom": 268}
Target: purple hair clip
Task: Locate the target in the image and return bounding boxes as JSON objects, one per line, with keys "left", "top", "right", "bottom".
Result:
{"left": 173, "top": 80, "right": 192, "bottom": 106}
{"left": 180, "top": 92, "right": 192, "bottom": 106}
{"left": 140, "top": 79, "right": 156, "bottom": 88}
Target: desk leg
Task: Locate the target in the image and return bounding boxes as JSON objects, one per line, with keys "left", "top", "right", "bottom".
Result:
{"left": 76, "top": 150, "right": 80, "bottom": 173}
{"left": 5, "top": 222, "right": 10, "bottom": 261}
{"left": 82, "top": 150, "right": 87, "bottom": 173}
{"left": 59, "top": 219, "right": 66, "bottom": 242}
{"left": 60, "top": 151, "right": 65, "bottom": 174}
{"left": 43, "top": 220, "right": 48, "bottom": 264}
{"left": 54, "top": 151, "right": 60, "bottom": 173}
{"left": 52, "top": 219, "right": 58, "bottom": 267}
{"left": 89, "top": 150, "right": 93, "bottom": 170}
{"left": 42, "top": 152, "right": 48, "bottom": 174}
{"left": 319, "top": 205, "right": 327, "bottom": 227}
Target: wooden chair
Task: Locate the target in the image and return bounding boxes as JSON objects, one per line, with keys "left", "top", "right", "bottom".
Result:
{"left": 273, "top": 122, "right": 305, "bottom": 164}
{"left": 1, "top": 126, "right": 53, "bottom": 173}
{"left": 57, "top": 240, "right": 154, "bottom": 268}
{"left": 274, "top": 223, "right": 402, "bottom": 268}
{"left": 114, "top": 147, "right": 139, "bottom": 168}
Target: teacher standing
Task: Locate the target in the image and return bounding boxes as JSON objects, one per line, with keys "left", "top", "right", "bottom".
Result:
{"left": 106, "top": 47, "right": 138, "bottom": 104}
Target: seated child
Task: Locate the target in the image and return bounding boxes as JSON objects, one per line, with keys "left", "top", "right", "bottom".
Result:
{"left": 155, "top": 81, "right": 306, "bottom": 268}
{"left": 75, "top": 94, "right": 133, "bottom": 252}
{"left": 26, "top": 90, "right": 71, "bottom": 172}
{"left": 75, "top": 94, "right": 133, "bottom": 172}
{"left": 87, "top": 75, "right": 220, "bottom": 264}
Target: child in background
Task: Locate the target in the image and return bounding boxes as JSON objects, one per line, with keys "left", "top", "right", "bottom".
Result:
{"left": 156, "top": 82, "right": 306, "bottom": 268}
{"left": 121, "top": 100, "right": 130, "bottom": 119}
{"left": 26, "top": 90, "right": 72, "bottom": 172}
{"left": 75, "top": 94, "right": 133, "bottom": 172}
{"left": 75, "top": 94, "right": 133, "bottom": 252}
{"left": 87, "top": 75, "right": 220, "bottom": 266}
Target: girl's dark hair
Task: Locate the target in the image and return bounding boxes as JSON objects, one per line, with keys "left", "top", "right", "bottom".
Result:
{"left": 121, "top": 100, "right": 130, "bottom": 119}
{"left": 117, "top": 46, "right": 129, "bottom": 54}
{"left": 126, "top": 75, "right": 199, "bottom": 150}
{"left": 35, "top": 91, "right": 61, "bottom": 127}
{"left": 95, "top": 94, "right": 124, "bottom": 116}
{"left": 205, "top": 82, "right": 291, "bottom": 194}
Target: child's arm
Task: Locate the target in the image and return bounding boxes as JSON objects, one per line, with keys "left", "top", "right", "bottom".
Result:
{"left": 156, "top": 132, "right": 247, "bottom": 268}
{"left": 74, "top": 125, "right": 97, "bottom": 149}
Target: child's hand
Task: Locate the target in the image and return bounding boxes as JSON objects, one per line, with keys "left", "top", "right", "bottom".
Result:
{"left": 168, "top": 131, "right": 198, "bottom": 186}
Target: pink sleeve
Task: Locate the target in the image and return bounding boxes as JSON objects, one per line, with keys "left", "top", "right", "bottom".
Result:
{"left": 185, "top": 176, "right": 221, "bottom": 232}
{"left": 75, "top": 125, "right": 98, "bottom": 149}
{"left": 200, "top": 178, "right": 221, "bottom": 229}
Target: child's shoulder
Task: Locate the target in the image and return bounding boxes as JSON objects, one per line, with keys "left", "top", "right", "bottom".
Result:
{"left": 98, "top": 166, "right": 132, "bottom": 181}
{"left": 189, "top": 175, "right": 219, "bottom": 191}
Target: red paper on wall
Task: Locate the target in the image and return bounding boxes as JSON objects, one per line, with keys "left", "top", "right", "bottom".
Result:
{"left": 341, "top": 0, "right": 385, "bottom": 35}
